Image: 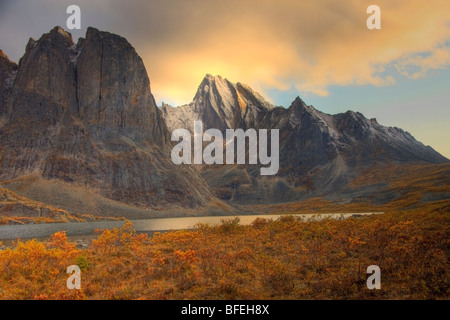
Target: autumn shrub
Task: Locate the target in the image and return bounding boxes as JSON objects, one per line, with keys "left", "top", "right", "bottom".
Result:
{"left": 0, "top": 205, "right": 448, "bottom": 300}
{"left": 218, "top": 217, "right": 241, "bottom": 234}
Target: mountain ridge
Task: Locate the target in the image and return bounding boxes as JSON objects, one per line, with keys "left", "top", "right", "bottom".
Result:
{"left": 161, "top": 74, "right": 447, "bottom": 204}
{"left": 0, "top": 26, "right": 448, "bottom": 221}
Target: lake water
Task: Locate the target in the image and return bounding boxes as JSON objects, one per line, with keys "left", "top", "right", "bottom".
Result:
{"left": 0, "top": 212, "right": 383, "bottom": 241}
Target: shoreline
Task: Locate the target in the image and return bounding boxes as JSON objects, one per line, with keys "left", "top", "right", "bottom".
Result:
{"left": 0, "top": 212, "right": 383, "bottom": 245}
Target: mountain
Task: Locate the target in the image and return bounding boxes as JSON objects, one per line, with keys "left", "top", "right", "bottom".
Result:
{"left": 0, "top": 27, "right": 217, "bottom": 216}
{"left": 161, "top": 74, "right": 275, "bottom": 133}
{"left": 0, "top": 27, "right": 447, "bottom": 222}
{"left": 162, "top": 75, "right": 448, "bottom": 204}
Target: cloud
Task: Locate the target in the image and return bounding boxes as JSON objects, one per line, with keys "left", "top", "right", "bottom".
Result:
{"left": 1, "top": 0, "right": 449, "bottom": 105}
{"left": 132, "top": 0, "right": 450, "bottom": 105}
{"left": 394, "top": 45, "right": 450, "bottom": 80}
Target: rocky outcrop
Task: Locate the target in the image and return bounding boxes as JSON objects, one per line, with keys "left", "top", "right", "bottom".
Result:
{"left": 0, "top": 27, "right": 215, "bottom": 211}
{"left": 0, "top": 186, "right": 72, "bottom": 223}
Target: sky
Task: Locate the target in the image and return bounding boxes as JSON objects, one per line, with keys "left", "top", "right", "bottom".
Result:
{"left": 0, "top": 0, "right": 449, "bottom": 158}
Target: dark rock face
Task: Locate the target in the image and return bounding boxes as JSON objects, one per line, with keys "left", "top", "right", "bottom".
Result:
{"left": 76, "top": 27, "right": 166, "bottom": 143}
{"left": 0, "top": 50, "right": 18, "bottom": 117}
{"left": 0, "top": 27, "right": 214, "bottom": 209}
{"left": 1, "top": 28, "right": 76, "bottom": 179}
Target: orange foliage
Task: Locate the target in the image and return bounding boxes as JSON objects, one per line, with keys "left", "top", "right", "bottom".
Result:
{"left": 0, "top": 205, "right": 448, "bottom": 300}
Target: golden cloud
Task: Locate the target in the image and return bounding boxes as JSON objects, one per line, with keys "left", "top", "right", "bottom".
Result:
{"left": 129, "top": 0, "right": 450, "bottom": 105}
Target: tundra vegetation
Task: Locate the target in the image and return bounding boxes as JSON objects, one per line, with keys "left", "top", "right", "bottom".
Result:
{"left": 0, "top": 203, "right": 448, "bottom": 300}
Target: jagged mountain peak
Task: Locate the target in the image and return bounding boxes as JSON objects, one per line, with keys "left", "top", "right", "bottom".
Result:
{"left": 86, "top": 26, "right": 101, "bottom": 36}
{"left": 192, "top": 86, "right": 448, "bottom": 204}
{"left": 292, "top": 96, "right": 307, "bottom": 106}
{"left": 162, "top": 74, "right": 275, "bottom": 132}
{"left": 161, "top": 73, "right": 448, "bottom": 167}
{"left": 160, "top": 74, "right": 448, "bottom": 204}
{"left": 289, "top": 96, "right": 317, "bottom": 114}
{"left": 24, "top": 38, "right": 37, "bottom": 53}
{"left": 0, "top": 50, "right": 12, "bottom": 62}
{"left": 194, "top": 74, "right": 235, "bottom": 103}
{"left": 195, "top": 75, "right": 223, "bottom": 95}
{"left": 84, "top": 26, "right": 132, "bottom": 46}
{"left": 203, "top": 73, "right": 224, "bottom": 80}
{"left": 193, "top": 74, "right": 274, "bottom": 112}
{"left": 18, "top": 27, "right": 75, "bottom": 71}
{"left": 38, "top": 26, "right": 75, "bottom": 48}
{"left": 50, "top": 26, "right": 73, "bottom": 38}
{"left": 0, "top": 50, "right": 17, "bottom": 71}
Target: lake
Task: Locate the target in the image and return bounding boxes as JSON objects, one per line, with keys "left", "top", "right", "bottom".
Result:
{"left": 0, "top": 212, "right": 383, "bottom": 242}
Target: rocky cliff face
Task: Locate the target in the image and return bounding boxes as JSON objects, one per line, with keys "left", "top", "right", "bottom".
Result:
{"left": 162, "top": 76, "right": 449, "bottom": 204}
{"left": 0, "top": 27, "right": 214, "bottom": 210}
{"left": 0, "top": 50, "right": 18, "bottom": 117}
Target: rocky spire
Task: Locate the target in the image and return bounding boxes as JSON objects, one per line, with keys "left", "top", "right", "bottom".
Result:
{"left": 76, "top": 26, "right": 166, "bottom": 143}
{"left": 0, "top": 27, "right": 215, "bottom": 211}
